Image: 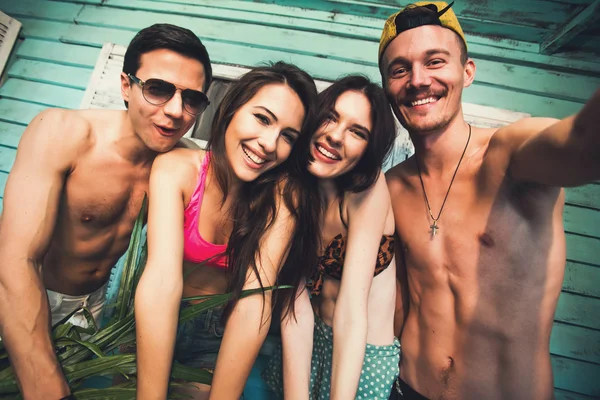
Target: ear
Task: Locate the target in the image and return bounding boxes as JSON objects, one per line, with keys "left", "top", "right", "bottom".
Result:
{"left": 120, "top": 72, "right": 132, "bottom": 103}
{"left": 463, "top": 58, "right": 476, "bottom": 88}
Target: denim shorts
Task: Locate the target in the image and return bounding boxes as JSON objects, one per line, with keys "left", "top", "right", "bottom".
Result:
{"left": 174, "top": 303, "right": 225, "bottom": 370}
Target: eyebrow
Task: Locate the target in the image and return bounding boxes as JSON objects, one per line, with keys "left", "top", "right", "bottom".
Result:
{"left": 425, "top": 48, "right": 451, "bottom": 57}
{"left": 256, "top": 106, "right": 301, "bottom": 136}
{"left": 256, "top": 106, "right": 278, "bottom": 122}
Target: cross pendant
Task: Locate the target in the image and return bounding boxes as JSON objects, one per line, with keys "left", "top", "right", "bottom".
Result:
{"left": 430, "top": 220, "right": 439, "bottom": 238}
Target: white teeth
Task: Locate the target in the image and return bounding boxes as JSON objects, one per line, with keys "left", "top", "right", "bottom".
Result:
{"left": 317, "top": 144, "right": 340, "bottom": 160}
{"left": 411, "top": 97, "right": 437, "bottom": 106}
{"left": 243, "top": 146, "right": 266, "bottom": 164}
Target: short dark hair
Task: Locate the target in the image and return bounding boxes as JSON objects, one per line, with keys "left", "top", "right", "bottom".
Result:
{"left": 395, "top": 4, "right": 468, "bottom": 64}
{"left": 309, "top": 75, "right": 396, "bottom": 193}
{"left": 122, "top": 23, "right": 212, "bottom": 107}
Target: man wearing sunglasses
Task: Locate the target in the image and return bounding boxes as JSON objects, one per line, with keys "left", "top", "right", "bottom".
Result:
{"left": 0, "top": 23, "right": 212, "bottom": 399}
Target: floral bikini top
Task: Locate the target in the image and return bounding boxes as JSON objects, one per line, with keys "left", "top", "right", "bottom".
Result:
{"left": 307, "top": 201, "right": 395, "bottom": 296}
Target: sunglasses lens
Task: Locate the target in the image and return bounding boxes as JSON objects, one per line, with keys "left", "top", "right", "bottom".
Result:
{"left": 182, "top": 90, "right": 209, "bottom": 115}
{"left": 143, "top": 79, "right": 176, "bottom": 105}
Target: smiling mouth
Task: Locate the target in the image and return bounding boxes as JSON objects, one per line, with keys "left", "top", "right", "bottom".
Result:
{"left": 407, "top": 96, "right": 440, "bottom": 107}
{"left": 242, "top": 145, "right": 267, "bottom": 165}
{"left": 315, "top": 144, "right": 341, "bottom": 161}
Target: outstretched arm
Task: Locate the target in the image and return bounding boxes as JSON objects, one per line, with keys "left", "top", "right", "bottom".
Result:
{"left": 281, "top": 285, "right": 314, "bottom": 399}
{"left": 0, "top": 109, "right": 88, "bottom": 399}
{"left": 209, "top": 196, "right": 296, "bottom": 399}
{"left": 330, "top": 173, "right": 392, "bottom": 400}
{"left": 506, "top": 88, "right": 600, "bottom": 187}
{"left": 135, "top": 151, "right": 190, "bottom": 399}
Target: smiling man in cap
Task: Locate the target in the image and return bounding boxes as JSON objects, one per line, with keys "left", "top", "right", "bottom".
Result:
{"left": 381, "top": 2, "right": 600, "bottom": 399}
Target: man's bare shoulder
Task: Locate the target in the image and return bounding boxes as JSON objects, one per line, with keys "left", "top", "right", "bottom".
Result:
{"left": 30, "top": 108, "right": 93, "bottom": 139}
{"left": 489, "top": 117, "right": 559, "bottom": 152}
{"left": 385, "top": 156, "right": 417, "bottom": 191}
{"left": 19, "top": 109, "right": 97, "bottom": 164}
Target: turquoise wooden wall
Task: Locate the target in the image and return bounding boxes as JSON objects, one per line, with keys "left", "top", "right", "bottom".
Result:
{"left": 0, "top": 1, "right": 598, "bottom": 398}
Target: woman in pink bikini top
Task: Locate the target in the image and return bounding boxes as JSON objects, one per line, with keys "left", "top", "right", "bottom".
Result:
{"left": 135, "top": 62, "right": 320, "bottom": 399}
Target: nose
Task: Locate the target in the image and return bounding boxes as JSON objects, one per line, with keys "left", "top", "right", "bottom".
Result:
{"left": 257, "top": 129, "right": 279, "bottom": 154}
{"left": 162, "top": 90, "right": 184, "bottom": 119}
{"left": 325, "top": 124, "right": 344, "bottom": 146}
{"left": 408, "top": 64, "right": 432, "bottom": 89}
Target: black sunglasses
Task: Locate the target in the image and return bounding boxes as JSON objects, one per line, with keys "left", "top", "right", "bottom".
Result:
{"left": 128, "top": 73, "right": 210, "bottom": 116}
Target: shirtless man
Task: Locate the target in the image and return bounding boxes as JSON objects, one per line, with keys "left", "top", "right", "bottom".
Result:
{"left": 0, "top": 23, "right": 212, "bottom": 399}
{"left": 381, "top": 3, "right": 600, "bottom": 399}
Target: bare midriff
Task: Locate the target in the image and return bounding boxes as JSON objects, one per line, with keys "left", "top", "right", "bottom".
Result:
{"left": 389, "top": 130, "right": 566, "bottom": 400}
{"left": 313, "top": 264, "right": 397, "bottom": 347}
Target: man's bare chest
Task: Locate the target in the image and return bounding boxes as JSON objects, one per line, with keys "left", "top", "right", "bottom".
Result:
{"left": 61, "top": 160, "right": 151, "bottom": 229}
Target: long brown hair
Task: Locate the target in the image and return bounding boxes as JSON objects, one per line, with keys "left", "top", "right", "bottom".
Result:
{"left": 206, "top": 62, "right": 320, "bottom": 321}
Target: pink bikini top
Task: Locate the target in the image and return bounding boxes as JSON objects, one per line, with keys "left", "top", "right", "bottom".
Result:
{"left": 183, "top": 153, "right": 228, "bottom": 269}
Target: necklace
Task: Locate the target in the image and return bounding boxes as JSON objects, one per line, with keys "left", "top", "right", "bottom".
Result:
{"left": 416, "top": 124, "right": 471, "bottom": 238}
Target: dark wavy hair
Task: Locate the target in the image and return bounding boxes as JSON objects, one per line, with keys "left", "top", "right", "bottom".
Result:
{"left": 304, "top": 75, "right": 397, "bottom": 193}
{"left": 122, "top": 23, "right": 212, "bottom": 107}
{"left": 205, "top": 62, "right": 320, "bottom": 321}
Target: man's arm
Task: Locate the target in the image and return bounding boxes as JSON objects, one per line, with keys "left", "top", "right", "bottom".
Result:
{"left": 0, "top": 109, "right": 87, "bottom": 399}
{"left": 506, "top": 88, "right": 600, "bottom": 187}
{"left": 135, "top": 151, "right": 189, "bottom": 400}
{"left": 330, "top": 173, "right": 391, "bottom": 400}
{"left": 208, "top": 194, "right": 296, "bottom": 399}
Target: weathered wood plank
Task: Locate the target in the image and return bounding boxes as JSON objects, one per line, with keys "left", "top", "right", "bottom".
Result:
{"left": 555, "top": 388, "right": 597, "bottom": 400}
{"left": 0, "top": 98, "right": 47, "bottom": 126}
{"left": 461, "top": 84, "right": 582, "bottom": 119}
{"left": 17, "top": 18, "right": 136, "bottom": 48}
{"left": 473, "top": 59, "right": 599, "bottom": 104}
{"left": 551, "top": 321, "right": 600, "bottom": 364}
{"left": 101, "top": 0, "right": 600, "bottom": 102}
{"left": 0, "top": 122, "right": 25, "bottom": 149}
{"left": 0, "top": 147, "right": 17, "bottom": 173}
{"left": 114, "top": 0, "right": 579, "bottom": 56}
{"left": 8, "top": 59, "right": 92, "bottom": 90}
{"left": 105, "top": 0, "right": 378, "bottom": 40}
{"left": 7, "top": 0, "right": 600, "bottom": 76}
{"left": 76, "top": 4, "right": 599, "bottom": 102}
{"left": 565, "top": 184, "right": 600, "bottom": 210}
{"left": 555, "top": 291, "right": 600, "bottom": 330}
{"left": 9, "top": 0, "right": 600, "bottom": 98}
{"left": 552, "top": 355, "right": 600, "bottom": 396}
{"left": 16, "top": 39, "right": 100, "bottom": 69}
{"left": 0, "top": 79, "right": 84, "bottom": 109}
{"left": 541, "top": 0, "right": 600, "bottom": 55}
{"left": 564, "top": 205, "right": 600, "bottom": 238}
{"left": 264, "top": 0, "right": 590, "bottom": 27}
{"left": 1, "top": 0, "right": 83, "bottom": 22}
{"left": 566, "top": 233, "right": 600, "bottom": 267}
{"left": 13, "top": 17, "right": 588, "bottom": 119}
{"left": 563, "top": 261, "right": 600, "bottom": 298}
